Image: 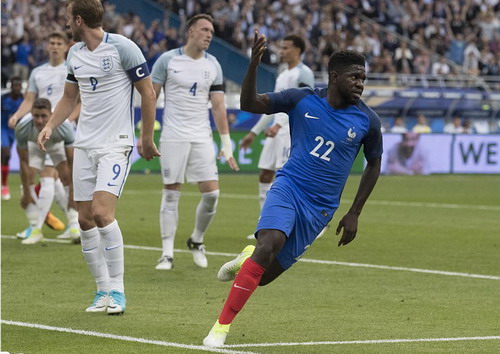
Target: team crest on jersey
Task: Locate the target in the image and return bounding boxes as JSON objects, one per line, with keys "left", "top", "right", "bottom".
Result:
{"left": 342, "top": 127, "right": 357, "bottom": 145}
{"left": 100, "top": 56, "right": 113, "bottom": 72}
{"left": 203, "top": 70, "right": 211, "bottom": 80}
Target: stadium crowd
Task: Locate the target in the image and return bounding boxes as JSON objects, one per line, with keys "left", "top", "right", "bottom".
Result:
{"left": 2, "top": 0, "right": 500, "bottom": 88}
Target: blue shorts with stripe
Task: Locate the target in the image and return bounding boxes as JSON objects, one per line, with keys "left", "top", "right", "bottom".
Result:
{"left": 256, "top": 178, "right": 333, "bottom": 270}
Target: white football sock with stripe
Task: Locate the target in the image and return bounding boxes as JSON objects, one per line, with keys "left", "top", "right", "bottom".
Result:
{"left": 81, "top": 227, "right": 109, "bottom": 292}
{"left": 99, "top": 220, "right": 124, "bottom": 293}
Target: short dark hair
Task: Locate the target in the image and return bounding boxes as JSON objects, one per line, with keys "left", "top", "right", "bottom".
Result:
{"left": 283, "top": 34, "right": 306, "bottom": 54}
{"left": 10, "top": 76, "right": 22, "bottom": 84}
{"left": 68, "top": 0, "right": 104, "bottom": 29}
{"left": 328, "top": 50, "right": 366, "bottom": 74}
{"left": 48, "top": 31, "right": 69, "bottom": 43}
{"left": 187, "top": 14, "right": 214, "bottom": 30}
{"left": 32, "top": 98, "right": 52, "bottom": 112}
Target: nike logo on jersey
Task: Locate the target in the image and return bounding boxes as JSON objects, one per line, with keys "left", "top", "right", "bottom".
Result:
{"left": 305, "top": 112, "right": 320, "bottom": 119}
{"left": 233, "top": 283, "right": 251, "bottom": 291}
{"left": 173, "top": 70, "right": 182, "bottom": 73}
{"left": 107, "top": 182, "right": 118, "bottom": 187}
{"left": 74, "top": 65, "right": 84, "bottom": 70}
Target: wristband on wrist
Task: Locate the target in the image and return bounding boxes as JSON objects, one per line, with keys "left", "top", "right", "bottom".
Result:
{"left": 220, "top": 134, "right": 233, "bottom": 159}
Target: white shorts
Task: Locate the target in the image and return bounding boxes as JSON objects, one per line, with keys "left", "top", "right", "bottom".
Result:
{"left": 28, "top": 141, "right": 65, "bottom": 170}
{"left": 73, "top": 146, "right": 133, "bottom": 201}
{"left": 258, "top": 133, "right": 290, "bottom": 171}
{"left": 159, "top": 141, "right": 218, "bottom": 185}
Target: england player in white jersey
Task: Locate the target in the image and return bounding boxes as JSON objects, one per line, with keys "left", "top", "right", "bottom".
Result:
{"left": 38, "top": 0, "right": 160, "bottom": 315}
{"left": 8, "top": 31, "right": 80, "bottom": 242}
{"left": 151, "top": 14, "right": 239, "bottom": 271}
{"left": 240, "top": 35, "right": 314, "bottom": 238}
{"left": 16, "top": 98, "right": 77, "bottom": 245}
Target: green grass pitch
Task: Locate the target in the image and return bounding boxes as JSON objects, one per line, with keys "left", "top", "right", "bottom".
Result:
{"left": 2, "top": 173, "right": 499, "bottom": 353}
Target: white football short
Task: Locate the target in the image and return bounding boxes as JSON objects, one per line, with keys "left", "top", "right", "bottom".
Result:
{"left": 27, "top": 141, "right": 65, "bottom": 170}
{"left": 258, "top": 133, "right": 291, "bottom": 171}
{"left": 73, "top": 146, "right": 133, "bottom": 201}
{"left": 159, "top": 141, "right": 218, "bottom": 184}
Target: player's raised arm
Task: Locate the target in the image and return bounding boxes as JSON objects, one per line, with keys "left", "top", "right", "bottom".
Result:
{"left": 134, "top": 76, "right": 160, "bottom": 161}
{"left": 37, "top": 82, "right": 79, "bottom": 151}
{"left": 240, "top": 31, "right": 271, "bottom": 114}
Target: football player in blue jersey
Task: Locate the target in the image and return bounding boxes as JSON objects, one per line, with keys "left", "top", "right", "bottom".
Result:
{"left": 1, "top": 77, "right": 23, "bottom": 200}
{"left": 204, "top": 31, "right": 383, "bottom": 347}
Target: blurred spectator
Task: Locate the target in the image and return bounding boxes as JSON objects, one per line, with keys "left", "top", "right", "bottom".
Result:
{"left": 444, "top": 116, "right": 465, "bottom": 134}
{"left": 12, "top": 32, "right": 34, "bottom": 80}
{"left": 386, "top": 132, "right": 430, "bottom": 175}
{"left": 413, "top": 114, "right": 432, "bottom": 134}
{"left": 390, "top": 116, "right": 408, "bottom": 133}
{"left": 431, "top": 57, "right": 451, "bottom": 76}
{"left": 463, "top": 120, "right": 475, "bottom": 134}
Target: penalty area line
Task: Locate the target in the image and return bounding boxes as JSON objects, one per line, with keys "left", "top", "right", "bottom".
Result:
{"left": 0, "top": 320, "right": 256, "bottom": 354}
{"left": 224, "top": 335, "right": 500, "bottom": 349}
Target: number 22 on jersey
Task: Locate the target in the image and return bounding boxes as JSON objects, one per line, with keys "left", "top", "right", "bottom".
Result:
{"left": 309, "top": 136, "right": 335, "bottom": 161}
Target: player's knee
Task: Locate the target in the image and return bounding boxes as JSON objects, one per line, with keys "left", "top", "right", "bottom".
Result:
{"left": 78, "top": 215, "right": 94, "bottom": 230}
{"left": 91, "top": 206, "right": 114, "bottom": 227}
{"left": 201, "top": 189, "right": 219, "bottom": 213}
{"left": 258, "top": 276, "right": 273, "bottom": 286}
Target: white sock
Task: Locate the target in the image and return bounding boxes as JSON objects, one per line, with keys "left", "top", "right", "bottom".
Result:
{"left": 81, "top": 227, "right": 109, "bottom": 292}
{"left": 36, "top": 177, "right": 55, "bottom": 229}
{"left": 99, "top": 220, "right": 124, "bottom": 293}
{"left": 54, "top": 179, "right": 68, "bottom": 214}
{"left": 258, "top": 182, "right": 272, "bottom": 209}
{"left": 67, "top": 208, "right": 79, "bottom": 229}
{"left": 25, "top": 203, "right": 38, "bottom": 227}
{"left": 159, "top": 189, "right": 180, "bottom": 258}
{"left": 190, "top": 190, "right": 219, "bottom": 243}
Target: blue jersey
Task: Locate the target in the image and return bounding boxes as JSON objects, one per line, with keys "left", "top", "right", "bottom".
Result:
{"left": 267, "top": 87, "right": 383, "bottom": 220}
{"left": 1, "top": 93, "right": 23, "bottom": 129}
{"left": 1, "top": 93, "right": 23, "bottom": 147}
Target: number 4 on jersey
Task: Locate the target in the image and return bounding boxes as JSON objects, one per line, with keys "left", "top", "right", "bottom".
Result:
{"left": 189, "top": 82, "right": 197, "bottom": 96}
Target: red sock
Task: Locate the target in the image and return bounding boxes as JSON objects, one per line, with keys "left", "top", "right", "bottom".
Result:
{"left": 1, "top": 165, "right": 8, "bottom": 186}
{"left": 218, "top": 258, "right": 265, "bottom": 325}
{"left": 34, "top": 183, "right": 41, "bottom": 196}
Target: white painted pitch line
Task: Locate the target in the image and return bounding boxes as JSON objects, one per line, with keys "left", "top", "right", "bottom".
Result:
{"left": 3, "top": 235, "right": 499, "bottom": 280}
{"left": 124, "top": 190, "right": 500, "bottom": 212}
{"left": 224, "top": 335, "right": 500, "bottom": 348}
{"left": 0, "top": 320, "right": 256, "bottom": 354}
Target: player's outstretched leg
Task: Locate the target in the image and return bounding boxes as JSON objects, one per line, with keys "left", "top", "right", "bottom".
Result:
{"left": 204, "top": 230, "right": 286, "bottom": 347}
{"left": 204, "top": 256, "right": 265, "bottom": 347}
{"left": 217, "top": 245, "right": 255, "bottom": 281}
